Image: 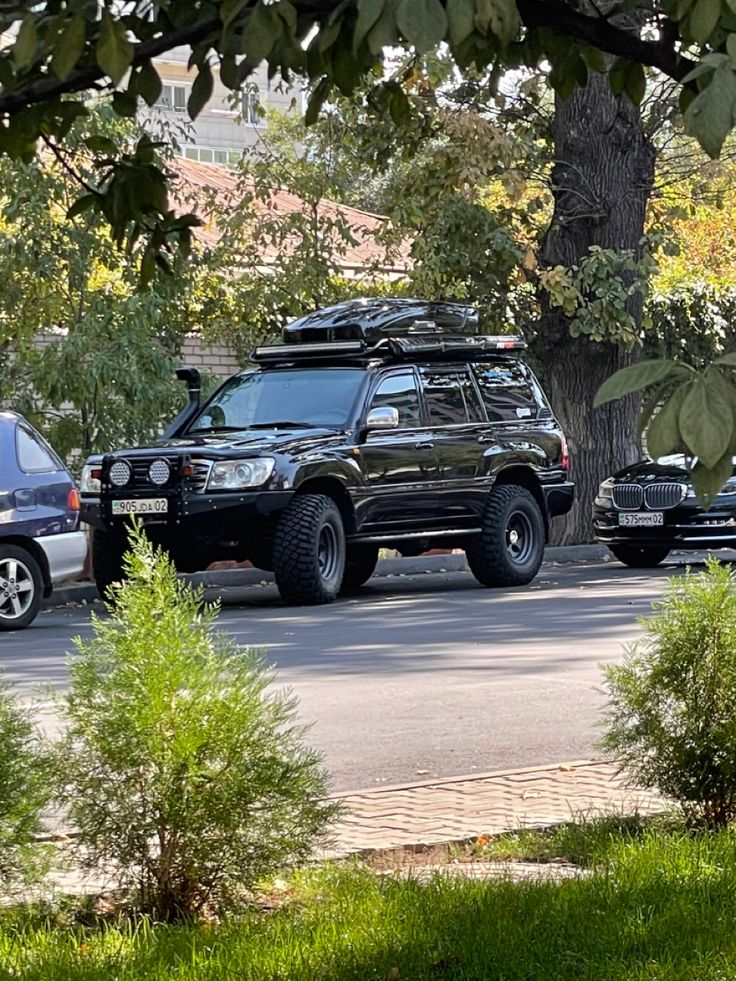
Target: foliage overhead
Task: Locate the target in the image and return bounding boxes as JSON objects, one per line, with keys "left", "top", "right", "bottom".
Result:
{"left": 2, "top": 0, "right": 736, "bottom": 262}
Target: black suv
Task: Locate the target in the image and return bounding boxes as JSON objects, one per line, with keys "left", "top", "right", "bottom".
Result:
{"left": 80, "top": 298, "right": 574, "bottom": 604}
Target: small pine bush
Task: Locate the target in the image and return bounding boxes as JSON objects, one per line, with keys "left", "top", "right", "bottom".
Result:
{"left": 0, "top": 682, "right": 51, "bottom": 891}
{"left": 57, "top": 524, "right": 339, "bottom": 920}
{"left": 601, "top": 559, "right": 736, "bottom": 828}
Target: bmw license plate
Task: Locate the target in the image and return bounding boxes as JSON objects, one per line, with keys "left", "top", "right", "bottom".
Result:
{"left": 111, "top": 498, "right": 168, "bottom": 515}
{"left": 618, "top": 512, "right": 663, "bottom": 527}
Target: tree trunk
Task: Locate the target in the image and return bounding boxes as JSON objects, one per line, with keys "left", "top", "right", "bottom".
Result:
{"left": 531, "top": 12, "right": 656, "bottom": 545}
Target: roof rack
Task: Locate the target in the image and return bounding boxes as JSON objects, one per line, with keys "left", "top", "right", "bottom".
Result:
{"left": 251, "top": 335, "right": 526, "bottom": 366}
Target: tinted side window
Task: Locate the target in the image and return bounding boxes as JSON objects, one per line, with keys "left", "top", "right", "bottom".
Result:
{"left": 16, "top": 424, "right": 62, "bottom": 473}
{"left": 369, "top": 371, "right": 422, "bottom": 428}
{"left": 421, "top": 370, "right": 484, "bottom": 426}
{"left": 471, "top": 363, "right": 538, "bottom": 422}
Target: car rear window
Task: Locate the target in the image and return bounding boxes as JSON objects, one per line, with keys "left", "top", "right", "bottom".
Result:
{"left": 470, "top": 363, "right": 538, "bottom": 422}
{"left": 420, "top": 369, "right": 485, "bottom": 426}
{"left": 16, "top": 423, "right": 64, "bottom": 474}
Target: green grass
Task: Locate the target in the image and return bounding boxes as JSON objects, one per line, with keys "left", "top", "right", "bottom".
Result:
{"left": 4, "top": 825, "right": 736, "bottom": 980}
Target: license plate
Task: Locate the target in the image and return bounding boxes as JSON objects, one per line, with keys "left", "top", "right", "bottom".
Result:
{"left": 618, "top": 512, "right": 663, "bottom": 527}
{"left": 111, "top": 498, "right": 169, "bottom": 516}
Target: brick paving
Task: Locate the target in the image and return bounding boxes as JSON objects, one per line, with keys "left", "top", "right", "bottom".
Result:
{"left": 324, "top": 759, "right": 666, "bottom": 857}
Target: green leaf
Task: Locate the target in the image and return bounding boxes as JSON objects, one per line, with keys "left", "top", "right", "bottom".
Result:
{"left": 241, "top": 2, "right": 280, "bottom": 62}
{"left": 396, "top": 0, "right": 448, "bottom": 52}
{"left": 679, "top": 377, "right": 734, "bottom": 468}
{"left": 447, "top": 0, "right": 475, "bottom": 45}
{"left": 716, "top": 351, "right": 736, "bottom": 365}
{"left": 368, "top": 0, "right": 401, "bottom": 53}
{"left": 220, "top": 0, "right": 249, "bottom": 28}
{"left": 188, "top": 64, "right": 214, "bottom": 119}
{"left": 488, "top": 0, "right": 520, "bottom": 47}
{"left": 690, "top": 451, "right": 734, "bottom": 506}
{"left": 683, "top": 62, "right": 736, "bottom": 158}
{"left": 305, "top": 76, "right": 331, "bottom": 125}
{"left": 690, "top": 0, "right": 721, "bottom": 43}
{"left": 84, "top": 135, "right": 118, "bottom": 154}
{"left": 96, "top": 10, "right": 134, "bottom": 86}
{"left": 137, "top": 60, "right": 162, "bottom": 107}
{"left": 727, "top": 0, "right": 736, "bottom": 12}
{"left": 646, "top": 383, "right": 691, "bottom": 459}
{"left": 66, "top": 193, "right": 99, "bottom": 219}
{"left": 354, "top": 0, "right": 386, "bottom": 52}
{"left": 112, "top": 90, "right": 137, "bottom": 117}
{"left": 14, "top": 15, "right": 37, "bottom": 70}
{"left": 594, "top": 359, "right": 677, "bottom": 407}
{"left": 624, "top": 62, "right": 646, "bottom": 105}
{"left": 51, "top": 14, "right": 86, "bottom": 81}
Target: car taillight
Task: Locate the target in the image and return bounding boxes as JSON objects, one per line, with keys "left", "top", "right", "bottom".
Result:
{"left": 68, "top": 488, "right": 80, "bottom": 511}
{"left": 560, "top": 435, "right": 570, "bottom": 473}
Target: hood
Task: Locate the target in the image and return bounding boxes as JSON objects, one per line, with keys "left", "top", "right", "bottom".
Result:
{"left": 613, "top": 455, "right": 690, "bottom": 483}
{"left": 102, "top": 426, "right": 347, "bottom": 461}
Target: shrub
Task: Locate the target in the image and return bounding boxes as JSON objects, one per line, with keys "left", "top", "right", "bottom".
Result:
{"left": 601, "top": 559, "right": 736, "bottom": 828}
{"left": 0, "top": 682, "right": 52, "bottom": 891}
{"left": 56, "top": 525, "right": 339, "bottom": 920}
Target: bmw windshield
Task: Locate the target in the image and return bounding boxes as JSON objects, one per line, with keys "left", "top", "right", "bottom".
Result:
{"left": 188, "top": 367, "right": 367, "bottom": 433}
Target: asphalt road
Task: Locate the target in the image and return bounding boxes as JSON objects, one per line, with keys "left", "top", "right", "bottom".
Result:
{"left": 0, "top": 559, "right": 701, "bottom": 793}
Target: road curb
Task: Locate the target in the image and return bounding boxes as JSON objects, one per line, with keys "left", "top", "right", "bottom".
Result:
{"left": 44, "top": 544, "right": 612, "bottom": 609}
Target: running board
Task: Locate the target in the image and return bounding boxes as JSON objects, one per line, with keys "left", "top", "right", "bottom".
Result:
{"left": 351, "top": 528, "right": 481, "bottom": 544}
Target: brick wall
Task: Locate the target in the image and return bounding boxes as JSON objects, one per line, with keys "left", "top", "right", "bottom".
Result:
{"left": 178, "top": 337, "right": 243, "bottom": 378}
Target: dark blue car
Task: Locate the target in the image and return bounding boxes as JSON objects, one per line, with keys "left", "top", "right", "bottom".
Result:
{"left": 0, "top": 411, "right": 87, "bottom": 630}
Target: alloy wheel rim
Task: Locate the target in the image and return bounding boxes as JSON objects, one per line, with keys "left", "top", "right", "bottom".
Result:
{"left": 505, "top": 511, "right": 534, "bottom": 565}
{"left": 318, "top": 523, "right": 340, "bottom": 582}
{"left": 0, "top": 557, "right": 35, "bottom": 621}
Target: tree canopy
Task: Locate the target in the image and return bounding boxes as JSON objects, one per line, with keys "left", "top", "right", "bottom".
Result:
{"left": 1, "top": 0, "right": 736, "bottom": 267}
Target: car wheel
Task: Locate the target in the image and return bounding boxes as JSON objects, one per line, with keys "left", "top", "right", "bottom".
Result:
{"left": 609, "top": 544, "right": 670, "bottom": 568}
{"left": 0, "top": 545, "right": 43, "bottom": 631}
{"left": 272, "top": 494, "right": 346, "bottom": 604}
{"left": 465, "top": 484, "right": 545, "bottom": 587}
{"left": 92, "top": 528, "right": 129, "bottom": 601}
{"left": 340, "top": 544, "right": 379, "bottom": 593}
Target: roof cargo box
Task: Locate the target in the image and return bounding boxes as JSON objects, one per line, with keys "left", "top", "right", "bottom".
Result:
{"left": 282, "top": 297, "right": 479, "bottom": 344}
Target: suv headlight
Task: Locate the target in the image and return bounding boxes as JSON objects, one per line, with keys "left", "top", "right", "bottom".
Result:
{"left": 207, "top": 458, "right": 275, "bottom": 491}
{"left": 80, "top": 464, "right": 101, "bottom": 494}
{"left": 595, "top": 477, "right": 614, "bottom": 507}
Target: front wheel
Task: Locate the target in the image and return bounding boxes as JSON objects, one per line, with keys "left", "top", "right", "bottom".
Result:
{"left": 609, "top": 544, "right": 670, "bottom": 568}
{"left": 465, "top": 484, "right": 545, "bottom": 587}
{"left": 92, "top": 528, "right": 129, "bottom": 601}
{"left": 0, "top": 545, "right": 43, "bottom": 631}
{"left": 272, "top": 494, "right": 346, "bottom": 604}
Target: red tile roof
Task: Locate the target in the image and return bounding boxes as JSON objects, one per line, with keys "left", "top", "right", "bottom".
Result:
{"left": 170, "top": 157, "right": 410, "bottom": 275}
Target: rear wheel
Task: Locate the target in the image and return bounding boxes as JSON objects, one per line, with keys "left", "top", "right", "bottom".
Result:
{"left": 92, "top": 528, "right": 128, "bottom": 601}
{"left": 0, "top": 545, "right": 43, "bottom": 631}
{"left": 272, "top": 494, "right": 346, "bottom": 604}
{"left": 465, "top": 484, "right": 545, "bottom": 587}
{"left": 340, "top": 544, "right": 379, "bottom": 592}
{"left": 609, "top": 544, "right": 670, "bottom": 568}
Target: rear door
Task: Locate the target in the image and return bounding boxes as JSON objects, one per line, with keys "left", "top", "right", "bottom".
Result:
{"left": 356, "top": 368, "right": 440, "bottom": 531}
{"left": 419, "top": 365, "right": 490, "bottom": 527}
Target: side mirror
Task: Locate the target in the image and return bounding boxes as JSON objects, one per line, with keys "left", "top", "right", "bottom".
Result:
{"left": 366, "top": 406, "right": 400, "bottom": 430}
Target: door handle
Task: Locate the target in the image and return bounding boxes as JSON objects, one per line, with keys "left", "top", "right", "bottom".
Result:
{"left": 414, "top": 441, "right": 434, "bottom": 450}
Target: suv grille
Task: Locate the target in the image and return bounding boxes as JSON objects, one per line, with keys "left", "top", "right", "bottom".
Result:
{"left": 644, "top": 482, "right": 686, "bottom": 510}
{"left": 188, "top": 460, "right": 212, "bottom": 493}
{"left": 612, "top": 482, "right": 686, "bottom": 511}
{"left": 612, "top": 484, "right": 643, "bottom": 510}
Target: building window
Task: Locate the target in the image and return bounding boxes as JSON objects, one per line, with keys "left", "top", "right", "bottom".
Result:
{"left": 156, "top": 83, "right": 188, "bottom": 113}
{"left": 241, "top": 83, "right": 261, "bottom": 125}
{"left": 180, "top": 145, "right": 243, "bottom": 167}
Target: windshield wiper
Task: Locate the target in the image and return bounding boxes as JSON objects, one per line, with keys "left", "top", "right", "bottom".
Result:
{"left": 188, "top": 425, "right": 247, "bottom": 434}
{"left": 247, "top": 421, "right": 315, "bottom": 429}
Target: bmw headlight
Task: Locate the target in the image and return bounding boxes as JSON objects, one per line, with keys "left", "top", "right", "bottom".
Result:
{"left": 595, "top": 477, "right": 614, "bottom": 507}
{"left": 207, "top": 458, "right": 275, "bottom": 491}
{"left": 80, "top": 464, "right": 102, "bottom": 495}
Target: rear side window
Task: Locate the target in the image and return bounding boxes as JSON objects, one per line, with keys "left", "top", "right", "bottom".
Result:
{"left": 16, "top": 423, "right": 63, "bottom": 474}
{"left": 471, "top": 363, "right": 538, "bottom": 422}
{"left": 421, "top": 369, "right": 484, "bottom": 426}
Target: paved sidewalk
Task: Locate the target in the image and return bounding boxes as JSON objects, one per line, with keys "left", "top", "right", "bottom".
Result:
{"left": 326, "top": 759, "right": 666, "bottom": 857}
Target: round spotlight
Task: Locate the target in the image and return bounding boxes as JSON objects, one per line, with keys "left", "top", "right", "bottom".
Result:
{"left": 148, "top": 459, "right": 171, "bottom": 486}
{"left": 109, "top": 460, "right": 132, "bottom": 487}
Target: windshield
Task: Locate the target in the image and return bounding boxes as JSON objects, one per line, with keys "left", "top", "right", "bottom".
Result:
{"left": 189, "top": 367, "right": 367, "bottom": 433}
